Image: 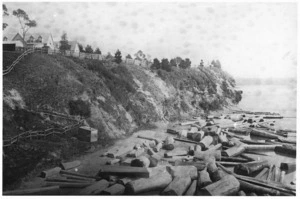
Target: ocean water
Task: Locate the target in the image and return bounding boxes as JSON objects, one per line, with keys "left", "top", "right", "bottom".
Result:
{"left": 236, "top": 82, "right": 297, "bottom": 130}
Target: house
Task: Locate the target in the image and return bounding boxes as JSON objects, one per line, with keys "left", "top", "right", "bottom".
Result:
{"left": 3, "top": 33, "right": 26, "bottom": 50}
{"left": 24, "top": 33, "right": 55, "bottom": 50}
{"left": 54, "top": 41, "right": 80, "bottom": 54}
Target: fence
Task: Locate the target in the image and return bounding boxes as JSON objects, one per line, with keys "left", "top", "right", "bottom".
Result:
{"left": 47, "top": 49, "right": 106, "bottom": 60}
{"left": 3, "top": 109, "right": 84, "bottom": 148}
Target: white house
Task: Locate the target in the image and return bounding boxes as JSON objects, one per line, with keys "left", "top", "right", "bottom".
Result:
{"left": 24, "top": 33, "right": 55, "bottom": 49}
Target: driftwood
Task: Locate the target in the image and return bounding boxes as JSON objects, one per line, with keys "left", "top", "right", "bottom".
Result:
{"left": 197, "top": 169, "right": 212, "bottom": 188}
{"left": 97, "top": 165, "right": 150, "bottom": 178}
{"left": 275, "top": 145, "right": 296, "bottom": 157}
{"left": 131, "top": 156, "right": 150, "bottom": 168}
{"left": 184, "top": 180, "right": 197, "bottom": 196}
{"left": 250, "top": 129, "right": 279, "bottom": 139}
{"left": 137, "top": 135, "right": 160, "bottom": 144}
{"left": 280, "top": 162, "right": 296, "bottom": 173}
{"left": 60, "top": 160, "right": 81, "bottom": 170}
{"left": 200, "top": 175, "right": 240, "bottom": 196}
{"left": 106, "top": 158, "right": 120, "bottom": 165}
{"left": 266, "top": 165, "right": 275, "bottom": 182}
{"left": 274, "top": 166, "right": 281, "bottom": 182}
{"left": 167, "top": 165, "right": 198, "bottom": 180}
{"left": 127, "top": 148, "right": 145, "bottom": 158}
{"left": 79, "top": 179, "right": 109, "bottom": 195}
{"left": 174, "top": 160, "right": 206, "bottom": 170}
{"left": 255, "top": 167, "right": 269, "bottom": 179}
{"left": 245, "top": 144, "right": 282, "bottom": 151}
{"left": 174, "top": 137, "right": 201, "bottom": 145}
{"left": 228, "top": 128, "right": 251, "bottom": 135}
{"left": 46, "top": 181, "right": 93, "bottom": 188}
{"left": 279, "top": 171, "right": 286, "bottom": 183}
{"left": 199, "top": 135, "right": 213, "bottom": 149}
{"left": 125, "top": 171, "right": 172, "bottom": 194}
{"left": 220, "top": 156, "right": 249, "bottom": 163}
{"left": 161, "top": 176, "right": 192, "bottom": 195}
{"left": 167, "top": 128, "right": 179, "bottom": 135}
{"left": 249, "top": 192, "right": 257, "bottom": 196}
{"left": 40, "top": 167, "right": 61, "bottom": 178}
{"left": 60, "top": 170, "right": 97, "bottom": 179}
{"left": 164, "top": 148, "right": 188, "bottom": 158}
{"left": 238, "top": 190, "right": 246, "bottom": 196}
{"left": 45, "top": 177, "right": 91, "bottom": 183}
{"left": 153, "top": 142, "right": 162, "bottom": 152}
{"left": 3, "top": 186, "right": 60, "bottom": 195}
{"left": 148, "top": 156, "right": 158, "bottom": 167}
{"left": 101, "top": 183, "right": 125, "bottom": 195}
{"left": 194, "top": 150, "right": 221, "bottom": 161}
{"left": 239, "top": 180, "right": 279, "bottom": 195}
{"left": 234, "top": 160, "right": 269, "bottom": 176}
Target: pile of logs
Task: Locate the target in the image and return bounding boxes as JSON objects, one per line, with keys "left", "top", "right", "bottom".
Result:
{"left": 4, "top": 113, "right": 296, "bottom": 196}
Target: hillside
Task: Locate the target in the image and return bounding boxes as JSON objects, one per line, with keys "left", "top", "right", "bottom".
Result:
{"left": 2, "top": 52, "right": 241, "bottom": 187}
{"left": 3, "top": 53, "right": 242, "bottom": 139}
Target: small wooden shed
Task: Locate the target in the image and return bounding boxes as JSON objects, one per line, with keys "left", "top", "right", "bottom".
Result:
{"left": 77, "top": 126, "right": 98, "bottom": 142}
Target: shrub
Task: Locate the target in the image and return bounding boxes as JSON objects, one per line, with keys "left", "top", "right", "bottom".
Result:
{"left": 68, "top": 99, "right": 91, "bottom": 117}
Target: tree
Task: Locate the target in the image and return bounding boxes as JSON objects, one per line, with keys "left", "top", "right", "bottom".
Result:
{"left": 85, "top": 45, "right": 93, "bottom": 53}
{"left": 114, "top": 49, "right": 122, "bottom": 64}
{"left": 126, "top": 54, "right": 132, "bottom": 59}
{"left": 151, "top": 58, "right": 161, "bottom": 70}
{"left": 95, "top": 47, "right": 101, "bottom": 54}
{"left": 12, "top": 8, "right": 37, "bottom": 39}
{"left": 134, "top": 50, "right": 146, "bottom": 61}
{"left": 179, "top": 58, "right": 191, "bottom": 69}
{"left": 59, "top": 32, "right": 71, "bottom": 53}
{"left": 211, "top": 60, "right": 221, "bottom": 68}
{"left": 200, "top": 59, "right": 204, "bottom": 67}
{"left": 3, "top": 4, "right": 9, "bottom": 30}
{"left": 161, "top": 58, "right": 171, "bottom": 72}
{"left": 78, "top": 43, "right": 84, "bottom": 52}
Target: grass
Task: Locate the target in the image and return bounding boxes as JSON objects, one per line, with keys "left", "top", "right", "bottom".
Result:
{"left": 3, "top": 51, "right": 23, "bottom": 69}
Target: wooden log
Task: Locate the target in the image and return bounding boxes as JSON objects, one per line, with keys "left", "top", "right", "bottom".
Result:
{"left": 40, "top": 167, "right": 61, "bottom": 178}
{"left": 125, "top": 171, "right": 172, "bottom": 194}
{"left": 184, "top": 180, "right": 197, "bottom": 195}
{"left": 167, "top": 165, "right": 198, "bottom": 180}
{"left": 228, "top": 128, "right": 251, "bottom": 135}
{"left": 163, "top": 143, "right": 174, "bottom": 150}
{"left": 217, "top": 161, "right": 242, "bottom": 166}
{"left": 208, "top": 143, "right": 222, "bottom": 151}
{"left": 148, "top": 156, "right": 158, "bottom": 167}
{"left": 179, "top": 129, "right": 188, "bottom": 138}
{"left": 194, "top": 150, "right": 221, "bottom": 161}
{"left": 240, "top": 153, "right": 257, "bottom": 161}
{"left": 278, "top": 137, "right": 296, "bottom": 144}
{"left": 246, "top": 144, "right": 282, "bottom": 151}
{"left": 46, "top": 181, "right": 93, "bottom": 188}
{"left": 60, "top": 170, "right": 96, "bottom": 179}
{"left": 165, "top": 136, "right": 175, "bottom": 145}
{"left": 174, "top": 137, "right": 201, "bottom": 145}
{"left": 101, "top": 183, "right": 125, "bottom": 195}
{"left": 190, "top": 127, "right": 199, "bottom": 133}
{"left": 200, "top": 175, "right": 240, "bottom": 196}
{"left": 249, "top": 192, "right": 257, "bottom": 196}
{"left": 131, "top": 156, "right": 150, "bottom": 168}
{"left": 238, "top": 190, "right": 246, "bottom": 196}
{"left": 266, "top": 165, "right": 275, "bottom": 182}
{"left": 126, "top": 148, "right": 145, "bottom": 158}
{"left": 197, "top": 169, "right": 212, "bottom": 188}
{"left": 153, "top": 142, "right": 162, "bottom": 152}
{"left": 234, "top": 160, "right": 269, "bottom": 176}
{"left": 199, "top": 135, "right": 213, "bottom": 149}
{"left": 106, "top": 158, "right": 120, "bottom": 165}
{"left": 79, "top": 179, "right": 109, "bottom": 195}
{"left": 279, "top": 170, "right": 286, "bottom": 183}
{"left": 250, "top": 129, "right": 279, "bottom": 139}
{"left": 167, "top": 128, "right": 179, "bottom": 135}
{"left": 188, "top": 145, "right": 195, "bottom": 155}
{"left": 3, "top": 186, "right": 60, "bottom": 195}
{"left": 223, "top": 144, "right": 245, "bottom": 157}
{"left": 275, "top": 145, "right": 296, "bottom": 157}
{"left": 255, "top": 167, "right": 269, "bottom": 179}
{"left": 45, "top": 177, "right": 90, "bottom": 183}
{"left": 164, "top": 148, "right": 188, "bottom": 158}
{"left": 117, "top": 177, "right": 137, "bottom": 185}
{"left": 239, "top": 180, "right": 279, "bottom": 195}
{"left": 161, "top": 176, "right": 192, "bottom": 195}
{"left": 280, "top": 162, "right": 296, "bottom": 173}
{"left": 97, "top": 165, "right": 150, "bottom": 178}
{"left": 120, "top": 158, "right": 134, "bottom": 166}
{"left": 60, "top": 160, "right": 81, "bottom": 170}
{"left": 107, "top": 146, "right": 132, "bottom": 158}
{"left": 137, "top": 135, "right": 159, "bottom": 144}
{"left": 274, "top": 166, "right": 281, "bottom": 182}
{"left": 194, "top": 144, "right": 202, "bottom": 152}
{"left": 174, "top": 160, "right": 206, "bottom": 170}
{"left": 221, "top": 156, "right": 249, "bottom": 163}
{"left": 181, "top": 121, "right": 197, "bottom": 126}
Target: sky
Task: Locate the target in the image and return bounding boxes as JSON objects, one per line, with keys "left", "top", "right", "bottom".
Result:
{"left": 2, "top": 2, "right": 297, "bottom": 78}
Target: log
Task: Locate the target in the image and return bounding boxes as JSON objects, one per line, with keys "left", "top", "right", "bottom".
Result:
{"left": 275, "top": 145, "right": 296, "bottom": 157}
{"left": 153, "top": 142, "right": 162, "bottom": 152}
{"left": 194, "top": 150, "right": 221, "bottom": 161}
{"left": 255, "top": 167, "right": 269, "bottom": 179}
{"left": 234, "top": 160, "right": 269, "bottom": 176}
{"left": 60, "top": 170, "right": 96, "bottom": 179}
{"left": 238, "top": 190, "right": 246, "bottom": 196}
{"left": 127, "top": 148, "right": 145, "bottom": 158}
{"left": 250, "top": 129, "right": 279, "bottom": 139}
{"left": 167, "top": 128, "right": 179, "bottom": 135}
{"left": 106, "top": 158, "right": 120, "bottom": 165}
{"left": 181, "top": 121, "right": 198, "bottom": 126}
{"left": 280, "top": 162, "right": 296, "bottom": 173}
{"left": 274, "top": 166, "right": 281, "bottom": 182}
{"left": 188, "top": 145, "right": 195, "bottom": 155}
{"left": 161, "top": 176, "right": 192, "bottom": 195}
{"left": 228, "top": 128, "right": 251, "bottom": 135}
{"left": 120, "top": 158, "right": 134, "bottom": 166}
{"left": 97, "top": 165, "right": 150, "bottom": 178}
{"left": 179, "top": 129, "right": 188, "bottom": 138}
{"left": 79, "top": 179, "right": 109, "bottom": 195}
{"left": 117, "top": 177, "right": 137, "bottom": 185}
{"left": 46, "top": 181, "right": 93, "bottom": 188}
{"left": 174, "top": 137, "right": 201, "bottom": 145}
{"left": 199, "top": 135, "right": 213, "bottom": 149}
{"left": 278, "top": 137, "right": 296, "bottom": 144}
{"left": 164, "top": 148, "right": 188, "bottom": 158}
{"left": 101, "top": 183, "right": 125, "bottom": 195}
{"left": 246, "top": 144, "right": 282, "bottom": 151}
{"left": 184, "top": 180, "right": 197, "bottom": 195}
{"left": 125, "top": 171, "right": 172, "bottom": 194}
{"left": 223, "top": 144, "right": 245, "bottom": 157}
{"left": 217, "top": 161, "right": 241, "bottom": 166}
{"left": 239, "top": 180, "right": 279, "bottom": 195}
{"left": 239, "top": 153, "right": 257, "bottom": 161}
{"left": 190, "top": 127, "right": 199, "bottom": 133}
{"left": 194, "top": 144, "right": 202, "bottom": 152}
{"left": 249, "top": 192, "right": 257, "bottom": 196}
{"left": 197, "top": 169, "right": 212, "bottom": 188}
{"left": 221, "top": 156, "right": 249, "bottom": 163}
{"left": 165, "top": 136, "right": 175, "bottom": 145}
{"left": 163, "top": 143, "right": 174, "bottom": 150}
{"left": 40, "top": 167, "right": 61, "bottom": 178}
{"left": 200, "top": 175, "right": 240, "bottom": 196}
{"left": 62, "top": 175, "right": 96, "bottom": 182}
{"left": 60, "top": 160, "right": 81, "bottom": 170}
{"left": 3, "top": 186, "right": 60, "bottom": 195}
{"left": 107, "top": 146, "right": 132, "bottom": 158}
{"left": 266, "top": 165, "right": 275, "bottom": 182}
{"left": 207, "top": 143, "right": 222, "bottom": 151}
{"left": 174, "top": 160, "right": 206, "bottom": 170}
{"left": 131, "top": 156, "right": 150, "bottom": 168}
{"left": 45, "top": 177, "right": 91, "bottom": 183}
{"left": 279, "top": 170, "right": 286, "bottom": 183}
{"left": 167, "top": 165, "right": 198, "bottom": 180}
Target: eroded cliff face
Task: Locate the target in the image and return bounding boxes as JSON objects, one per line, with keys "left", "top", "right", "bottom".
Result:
{"left": 3, "top": 53, "right": 241, "bottom": 140}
